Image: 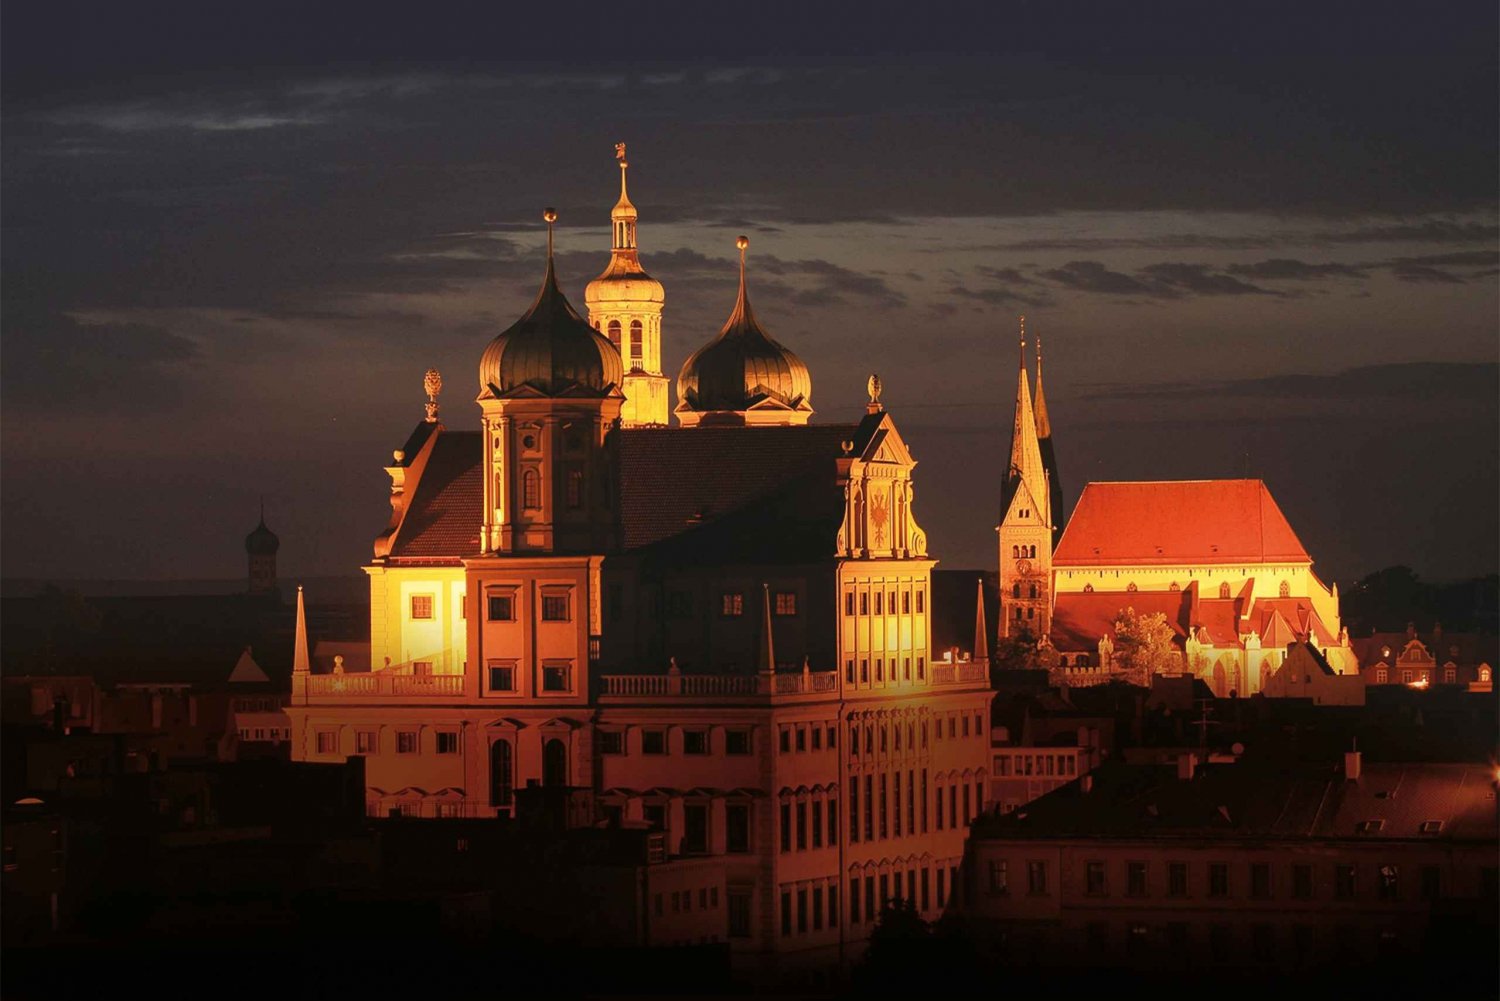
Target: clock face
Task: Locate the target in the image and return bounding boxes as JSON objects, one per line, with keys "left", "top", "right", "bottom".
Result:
{"left": 1016, "top": 558, "right": 1032, "bottom": 575}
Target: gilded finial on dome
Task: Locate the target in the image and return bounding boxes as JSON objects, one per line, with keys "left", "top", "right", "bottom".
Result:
{"left": 423, "top": 367, "right": 442, "bottom": 423}
{"left": 867, "top": 373, "right": 883, "bottom": 413}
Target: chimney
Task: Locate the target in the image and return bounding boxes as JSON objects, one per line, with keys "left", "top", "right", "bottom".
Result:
{"left": 1177, "top": 752, "right": 1196, "bottom": 781}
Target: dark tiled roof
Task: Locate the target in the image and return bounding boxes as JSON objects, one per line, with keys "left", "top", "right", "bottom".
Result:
{"left": 974, "top": 758, "right": 1499, "bottom": 842}
{"left": 388, "top": 431, "right": 483, "bottom": 560}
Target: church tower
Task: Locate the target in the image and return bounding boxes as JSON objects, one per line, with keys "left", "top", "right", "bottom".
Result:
{"left": 244, "top": 503, "right": 279, "bottom": 597}
{"left": 585, "top": 143, "right": 668, "bottom": 427}
{"left": 998, "top": 318, "right": 1053, "bottom": 640}
{"left": 1034, "top": 335, "right": 1065, "bottom": 548}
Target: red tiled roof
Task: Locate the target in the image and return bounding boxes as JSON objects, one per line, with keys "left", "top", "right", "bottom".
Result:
{"left": 1054, "top": 480, "right": 1310, "bottom": 567}
{"left": 1253, "top": 598, "right": 1336, "bottom": 646}
{"left": 1050, "top": 590, "right": 1189, "bottom": 651}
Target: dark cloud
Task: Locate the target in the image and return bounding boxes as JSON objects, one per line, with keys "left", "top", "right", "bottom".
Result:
{"left": 0, "top": 312, "right": 200, "bottom": 411}
{"left": 1227, "top": 258, "right": 1370, "bottom": 280}
{"left": 1389, "top": 264, "right": 1467, "bottom": 284}
{"left": 1139, "top": 263, "right": 1279, "bottom": 297}
{"left": 1085, "top": 362, "right": 1499, "bottom": 403}
{"left": 1038, "top": 260, "right": 1161, "bottom": 296}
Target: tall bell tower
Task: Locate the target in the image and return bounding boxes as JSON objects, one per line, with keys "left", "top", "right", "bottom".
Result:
{"left": 585, "top": 143, "right": 669, "bottom": 427}
{"left": 998, "top": 317, "right": 1054, "bottom": 641}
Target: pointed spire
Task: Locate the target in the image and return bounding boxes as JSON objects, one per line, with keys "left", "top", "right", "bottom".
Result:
{"left": 973, "top": 577, "right": 990, "bottom": 662}
{"left": 758, "top": 582, "right": 776, "bottom": 674}
{"left": 1034, "top": 332, "right": 1053, "bottom": 439}
{"left": 725, "top": 234, "right": 759, "bottom": 333}
{"left": 258, "top": 495, "right": 266, "bottom": 527}
{"left": 1005, "top": 318, "right": 1048, "bottom": 527}
{"left": 292, "top": 585, "right": 310, "bottom": 675}
{"left": 1018, "top": 315, "right": 1027, "bottom": 370}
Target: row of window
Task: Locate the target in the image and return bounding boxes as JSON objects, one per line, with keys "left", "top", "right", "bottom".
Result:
{"left": 847, "top": 771, "right": 985, "bottom": 843}
{"left": 992, "top": 752, "right": 1079, "bottom": 778}
{"left": 779, "top": 724, "right": 836, "bottom": 754}
{"left": 842, "top": 589, "right": 925, "bottom": 617}
{"left": 846, "top": 861, "right": 968, "bottom": 926}
{"left": 598, "top": 318, "right": 646, "bottom": 361}
{"left": 322, "top": 729, "right": 462, "bottom": 756}
{"left": 486, "top": 661, "right": 571, "bottom": 693}
{"left": 408, "top": 592, "right": 573, "bottom": 622}
{"left": 237, "top": 727, "right": 289, "bottom": 741}
{"left": 778, "top": 879, "right": 840, "bottom": 937}
{"left": 712, "top": 591, "right": 797, "bottom": 617}
{"left": 1009, "top": 545, "right": 1039, "bottom": 559}
{"left": 985, "top": 858, "right": 1446, "bottom": 902}
{"left": 652, "top": 885, "right": 719, "bottom": 918}
{"left": 844, "top": 655, "right": 926, "bottom": 685}
{"left": 598, "top": 728, "right": 754, "bottom": 756}
{"left": 779, "top": 797, "right": 840, "bottom": 853}
{"left": 848, "top": 713, "right": 986, "bottom": 758}
{"left": 596, "top": 800, "right": 754, "bottom": 856}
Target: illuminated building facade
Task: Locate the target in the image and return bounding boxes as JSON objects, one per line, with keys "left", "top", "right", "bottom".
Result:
{"left": 286, "top": 161, "right": 992, "bottom": 960}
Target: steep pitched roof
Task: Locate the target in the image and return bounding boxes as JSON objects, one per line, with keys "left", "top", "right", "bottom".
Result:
{"left": 1053, "top": 479, "right": 1310, "bottom": 567}
{"left": 386, "top": 431, "right": 483, "bottom": 561}
{"left": 1050, "top": 589, "right": 1189, "bottom": 651}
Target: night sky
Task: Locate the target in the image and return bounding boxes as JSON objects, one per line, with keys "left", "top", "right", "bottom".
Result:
{"left": 3, "top": 1, "right": 1496, "bottom": 586}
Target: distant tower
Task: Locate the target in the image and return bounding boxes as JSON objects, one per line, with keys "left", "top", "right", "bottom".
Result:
{"left": 998, "top": 318, "right": 1052, "bottom": 640}
{"left": 1033, "top": 333, "right": 1065, "bottom": 548}
{"left": 245, "top": 502, "right": 280, "bottom": 595}
{"left": 585, "top": 142, "right": 669, "bottom": 426}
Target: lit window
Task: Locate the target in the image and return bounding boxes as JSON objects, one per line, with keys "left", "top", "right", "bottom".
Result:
{"left": 721, "top": 592, "right": 744, "bottom": 617}
{"left": 410, "top": 594, "right": 434, "bottom": 620}
{"left": 629, "top": 320, "right": 643, "bottom": 361}
{"left": 774, "top": 592, "right": 797, "bottom": 616}
{"left": 606, "top": 319, "right": 621, "bottom": 346}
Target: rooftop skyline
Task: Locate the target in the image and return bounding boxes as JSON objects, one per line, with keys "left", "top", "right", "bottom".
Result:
{"left": 3, "top": 1, "right": 1496, "bottom": 584}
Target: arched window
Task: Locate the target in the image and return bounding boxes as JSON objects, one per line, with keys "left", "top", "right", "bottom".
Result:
{"left": 1083, "top": 584, "right": 1094, "bottom": 593}
{"left": 522, "top": 469, "right": 540, "bottom": 509}
{"left": 565, "top": 469, "right": 584, "bottom": 509}
{"left": 1011, "top": 545, "right": 1019, "bottom": 558}
{"left": 543, "top": 738, "right": 568, "bottom": 787}
{"left": 490, "top": 739, "right": 513, "bottom": 807}
{"left": 1126, "top": 582, "right": 1138, "bottom": 593}
{"left": 629, "top": 320, "right": 643, "bottom": 363}
{"left": 1012, "top": 583, "right": 1021, "bottom": 598}
{"left": 1029, "top": 584, "right": 1038, "bottom": 599}
{"left": 1278, "top": 581, "right": 1290, "bottom": 598}
{"left": 1480, "top": 667, "right": 1491, "bottom": 683}
{"left": 606, "top": 319, "right": 621, "bottom": 347}
{"left": 1029, "top": 545, "right": 1037, "bottom": 558}
{"left": 1169, "top": 581, "right": 1180, "bottom": 592}
{"left": 1219, "top": 582, "right": 1231, "bottom": 599}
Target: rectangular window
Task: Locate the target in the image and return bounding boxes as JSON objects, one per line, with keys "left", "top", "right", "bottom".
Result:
{"left": 850, "top": 779, "right": 860, "bottom": 842}
{"left": 797, "top": 889, "right": 808, "bottom": 933}
{"left": 879, "top": 774, "right": 888, "bottom": 839}
{"left": 316, "top": 731, "right": 337, "bottom": 754}
{"left": 1127, "top": 861, "right": 1147, "bottom": 897}
{"left": 921, "top": 868, "right": 930, "bottom": 910}
{"left": 1027, "top": 860, "right": 1047, "bottom": 895}
{"left": 860, "top": 592, "right": 868, "bottom": 615}
{"left": 829, "top": 885, "right": 839, "bottom": 927}
{"left": 780, "top": 892, "right": 792, "bottom": 937}
{"left": 1250, "top": 862, "right": 1271, "bottom": 899}
{"left": 811, "top": 727, "right": 823, "bottom": 751}
{"left": 937, "top": 868, "right": 947, "bottom": 907}
{"left": 644, "top": 804, "right": 665, "bottom": 830}
{"left": 907, "top": 771, "right": 916, "bottom": 832}
{"left": 796, "top": 727, "right": 806, "bottom": 752}
{"left": 860, "top": 660, "right": 869, "bottom": 683}
{"left": 541, "top": 663, "right": 570, "bottom": 691}
{"left": 1085, "top": 861, "right": 1107, "bottom": 896}
{"left": 850, "top": 878, "right": 861, "bottom": 924}
{"left": 812, "top": 801, "right": 823, "bottom": 849}
{"left": 1168, "top": 862, "right": 1188, "bottom": 897}
{"left": 726, "top": 729, "right": 752, "bottom": 755}
{"left": 487, "top": 663, "right": 516, "bottom": 692}
{"left": 812, "top": 886, "right": 823, "bottom": 931}
{"left": 682, "top": 804, "right": 708, "bottom": 854}
{"left": 936, "top": 785, "right": 945, "bottom": 831}
{"left": 683, "top": 730, "right": 709, "bottom": 755}
{"left": 779, "top": 727, "right": 791, "bottom": 753}
{"left": 412, "top": 660, "right": 433, "bottom": 677}
{"left": 902, "top": 592, "right": 911, "bottom": 613}
{"left": 487, "top": 594, "right": 515, "bottom": 621}
{"left": 1334, "top": 864, "right": 1356, "bottom": 899}
{"left": 598, "top": 731, "right": 624, "bottom": 755}
{"left": 642, "top": 730, "right": 666, "bottom": 755}
{"left": 1378, "top": 864, "right": 1399, "bottom": 901}
{"left": 988, "top": 860, "right": 1009, "bottom": 895}
{"left": 729, "top": 891, "right": 751, "bottom": 938}
{"left": 828, "top": 798, "right": 838, "bottom": 846}
{"left": 774, "top": 592, "right": 797, "bottom": 616}
{"left": 354, "top": 730, "right": 377, "bottom": 754}
{"left": 409, "top": 594, "right": 433, "bottom": 620}
{"left": 396, "top": 731, "right": 418, "bottom": 754}
{"left": 893, "top": 774, "right": 902, "bottom": 837}
{"left": 1208, "top": 863, "right": 1229, "bottom": 898}
{"left": 845, "top": 592, "right": 855, "bottom": 616}
{"left": 916, "top": 591, "right": 925, "bottom": 612}
{"left": 541, "top": 594, "right": 570, "bottom": 621}
{"left": 874, "top": 592, "right": 883, "bottom": 615}
{"left": 721, "top": 592, "right": 744, "bottom": 617}
{"left": 865, "top": 876, "right": 875, "bottom": 921}
{"left": 921, "top": 769, "right": 928, "bottom": 831}
{"left": 796, "top": 802, "right": 808, "bottom": 850}
{"left": 726, "top": 804, "right": 750, "bottom": 853}
{"left": 864, "top": 775, "right": 874, "bottom": 841}
{"left": 917, "top": 656, "right": 925, "bottom": 680}
{"left": 436, "top": 732, "right": 459, "bottom": 754}
{"left": 1292, "top": 864, "right": 1313, "bottom": 899}
{"left": 780, "top": 804, "right": 792, "bottom": 853}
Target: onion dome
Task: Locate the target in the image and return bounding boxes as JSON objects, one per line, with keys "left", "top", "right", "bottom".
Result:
{"left": 675, "top": 236, "right": 813, "bottom": 426}
{"left": 584, "top": 144, "right": 664, "bottom": 307}
{"left": 479, "top": 209, "right": 624, "bottom": 399}
{"left": 245, "top": 505, "right": 279, "bottom": 556}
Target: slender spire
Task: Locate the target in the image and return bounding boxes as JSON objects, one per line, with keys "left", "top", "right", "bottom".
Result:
{"left": 615, "top": 141, "right": 630, "bottom": 204}
{"left": 1005, "top": 318, "right": 1048, "bottom": 527}
{"left": 292, "top": 585, "right": 310, "bottom": 675}
{"left": 725, "top": 234, "right": 757, "bottom": 332}
{"left": 974, "top": 577, "right": 990, "bottom": 662}
{"left": 758, "top": 581, "right": 776, "bottom": 674}
{"left": 1034, "top": 332, "right": 1053, "bottom": 439}
{"left": 1019, "top": 315, "right": 1027, "bottom": 370}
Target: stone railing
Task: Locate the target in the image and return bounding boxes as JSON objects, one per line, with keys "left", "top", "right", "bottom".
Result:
{"left": 599, "top": 669, "right": 840, "bottom": 699}
{"left": 306, "top": 673, "right": 465, "bottom": 698}
{"left": 931, "top": 659, "right": 990, "bottom": 686}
